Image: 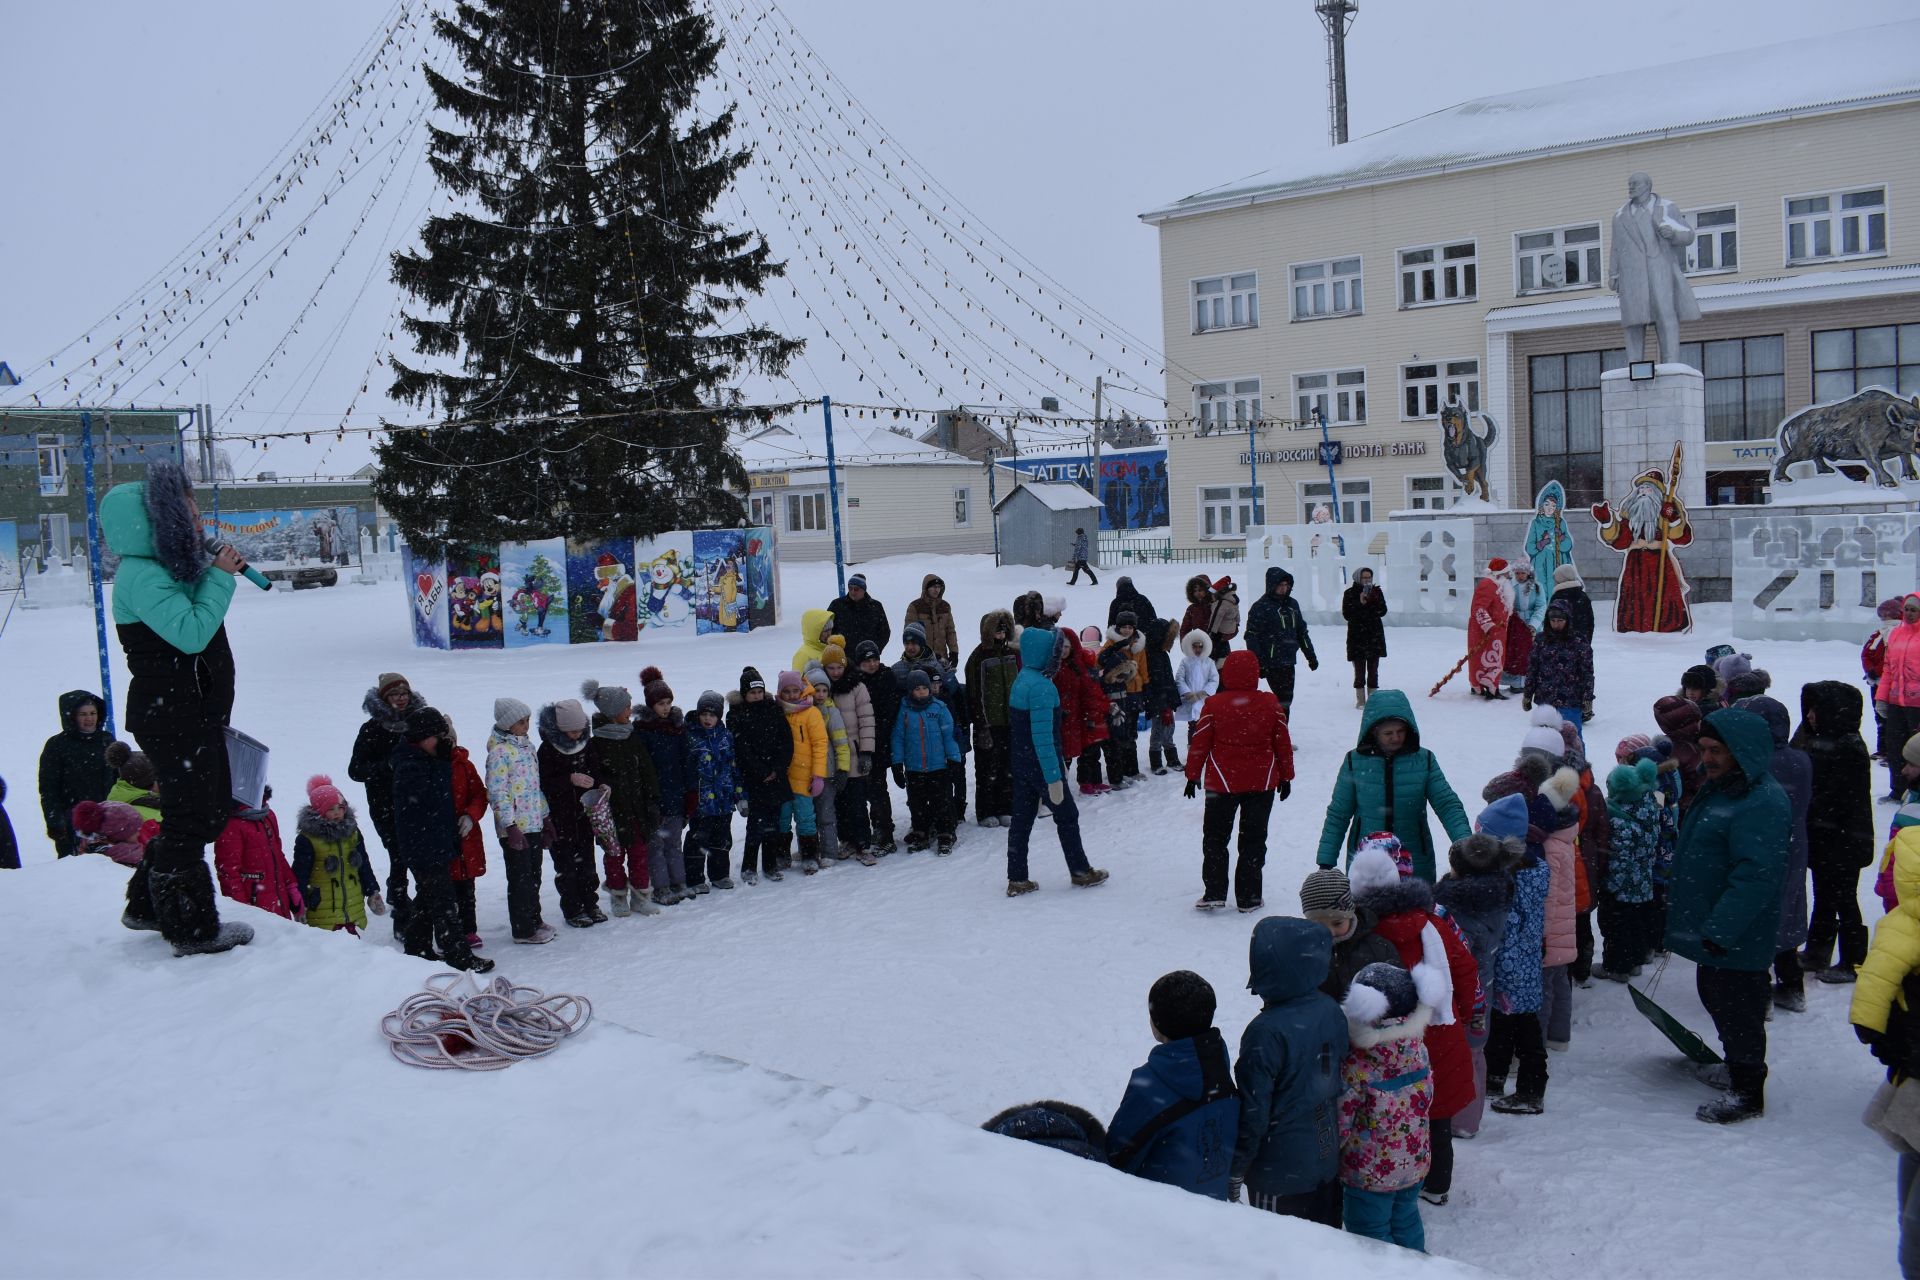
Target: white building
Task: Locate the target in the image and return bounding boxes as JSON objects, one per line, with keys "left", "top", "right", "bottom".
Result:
{"left": 1141, "top": 21, "right": 1920, "bottom": 547}
{"left": 736, "top": 419, "right": 993, "bottom": 562}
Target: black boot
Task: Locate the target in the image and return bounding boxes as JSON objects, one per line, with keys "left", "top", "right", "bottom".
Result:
{"left": 1822, "top": 923, "right": 1871, "bottom": 983}
{"left": 122, "top": 863, "right": 161, "bottom": 931}
{"left": 1164, "top": 745, "right": 1182, "bottom": 769}
{"left": 1698, "top": 1064, "right": 1765, "bottom": 1123}
{"left": 150, "top": 857, "right": 254, "bottom": 957}
{"left": 799, "top": 834, "right": 823, "bottom": 874}
{"left": 1798, "top": 935, "right": 1835, "bottom": 972}
{"left": 1149, "top": 747, "right": 1166, "bottom": 776}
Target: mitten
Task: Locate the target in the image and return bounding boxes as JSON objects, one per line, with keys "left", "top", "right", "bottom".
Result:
{"left": 458, "top": 815, "right": 475, "bottom": 837}
{"left": 1277, "top": 780, "right": 1291, "bottom": 801}
{"left": 1521, "top": 694, "right": 1533, "bottom": 712}
{"left": 1306, "top": 655, "right": 1318, "bottom": 671}
{"left": 892, "top": 765, "right": 906, "bottom": 788}
{"left": 1856, "top": 1023, "right": 1884, "bottom": 1049}
{"left": 504, "top": 825, "right": 528, "bottom": 851}
{"left": 570, "top": 771, "right": 594, "bottom": 789}
{"left": 1184, "top": 779, "right": 1199, "bottom": 799}
{"left": 810, "top": 776, "right": 825, "bottom": 798}
{"left": 368, "top": 892, "right": 388, "bottom": 916}
{"left": 1047, "top": 780, "right": 1065, "bottom": 806}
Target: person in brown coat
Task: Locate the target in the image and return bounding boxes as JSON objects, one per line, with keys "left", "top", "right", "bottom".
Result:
{"left": 904, "top": 573, "right": 961, "bottom": 667}
{"left": 1180, "top": 575, "right": 1215, "bottom": 647}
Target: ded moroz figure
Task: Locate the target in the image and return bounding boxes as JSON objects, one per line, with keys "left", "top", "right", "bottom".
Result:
{"left": 1609, "top": 172, "right": 1702, "bottom": 366}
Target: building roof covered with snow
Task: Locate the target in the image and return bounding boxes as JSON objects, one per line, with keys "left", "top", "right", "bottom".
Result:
{"left": 735, "top": 419, "right": 975, "bottom": 472}
{"left": 992, "top": 479, "right": 1102, "bottom": 513}
{"left": 1143, "top": 20, "right": 1920, "bottom": 221}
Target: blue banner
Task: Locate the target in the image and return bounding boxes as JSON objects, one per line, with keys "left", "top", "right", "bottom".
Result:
{"left": 996, "top": 448, "right": 1168, "bottom": 530}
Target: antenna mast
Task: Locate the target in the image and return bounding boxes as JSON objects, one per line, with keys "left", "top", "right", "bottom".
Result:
{"left": 1314, "top": 0, "right": 1359, "bottom": 146}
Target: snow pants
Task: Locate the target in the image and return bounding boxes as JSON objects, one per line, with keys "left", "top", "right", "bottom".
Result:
{"left": 974, "top": 726, "right": 1013, "bottom": 820}
{"left": 947, "top": 759, "right": 968, "bottom": 824}
{"left": 1899, "top": 1152, "right": 1920, "bottom": 1279}
{"left": 1540, "top": 964, "right": 1572, "bottom": 1045}
{"left": 1806, "top": 862, "right": 1866, "bottom": 963}
{"left": 1350, "top": 656, "right": 1379, "bottom": 690}
{"left": 741, "top": 789, "right": 783, "bottom": 874}
{"left": 837, "top": 776, "right": 872, "bottom": 851}
{"left": 1486, "top": 1008, "right": 1548, "bottom": 1098}
{"left": 401, "top": 859, "right": 475, "bottom": 968}
{"left": 1201, "top": 790, "right": 1273, "bottom": 909}
{"left": 778, "top": 792, "right": 817, "bottom": 838}
{"left": 603, "top": 834, "right": 650, "bottom": 895}
{"left": 454, "top": 878, "right": 477, "bottom": 936}
{"left": 548, "top": 834, "right": 600, "bottom": 920}
{"left": 1599, "top": 895, "right": 1657, "bottom": 973}
{"left": 128, "top": 708, "right": 233, "bottom": 947}
{"left": 1343, "top": 1186, "right": 1424, "bottom": 1252}
{"left": 1148, "top": 714, "right": 1176, "bottom": 763}
{"left": 504, "top": 845, "right": 544, "bottom": 939}
{"left": 865, "top": 767, "right": 895, "bottom": 841}
{"left": 1424, "top": 1117, "right": 1453, "bottom": 1198}
{"left": 685, "top": 813, "right": 732, "bottom": 886}
{"left": 1696, "top": 965, "right": 1769, "bottom": 1074}
{"left": 904, "top": 770, "right": 952, "bottom": 838}
{"left": 1263, "top": 664, "right": 1296, "bottom": 709}
{"left": 1249, "top": 1180, "right": 1340, "bottom": 1229}
{"left": 813, "top": 776, "right": 843, "bottom": 859}
{"left": 1076, "top": 749, "right": 1104, "bottom": 788}
{"left": 648, "top": 813, "right": 688, "bottom": 892}
{"left": 1006, "top": 770, "right": 1092, "bottom": 883}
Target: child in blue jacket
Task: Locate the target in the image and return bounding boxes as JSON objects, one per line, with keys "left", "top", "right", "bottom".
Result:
{"left": 1108, "top": 970, "right": 1240, "bottom": 1199}
{"left": 891, "top": 670, "right": 961, "bottom": 854}
{"left": 686, "top": 690, "right": 745, "bottom": 891}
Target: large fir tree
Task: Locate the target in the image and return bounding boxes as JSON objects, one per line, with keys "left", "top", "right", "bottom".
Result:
{"left": 377, "top": 0, "right": 798, "bottom": 552}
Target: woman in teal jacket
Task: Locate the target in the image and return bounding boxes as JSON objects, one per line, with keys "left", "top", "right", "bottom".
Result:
{"left": 99, "top": 461, "right": 253, "bottom": 956}
{"left": 1313, "top": 690, "right": 1471, "bottom": 883}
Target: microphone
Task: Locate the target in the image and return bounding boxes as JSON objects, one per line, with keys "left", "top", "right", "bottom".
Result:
{"left": 206, "top": 537, "right": 274, "bottom": 591}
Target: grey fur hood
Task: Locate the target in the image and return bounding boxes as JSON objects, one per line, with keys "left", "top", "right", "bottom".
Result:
{"left": 363, "top": 686, "right": 425, "bottom": 732}
{"left": 143, "top": 460, "right": 210, "bottom": 583}
{"left": 296, "top": 801, "right": 360, "bottom": 841}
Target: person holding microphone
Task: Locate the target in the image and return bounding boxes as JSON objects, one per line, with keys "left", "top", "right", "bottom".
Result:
{"left": 99, "top": 460, "right": 256, "bottom": 955}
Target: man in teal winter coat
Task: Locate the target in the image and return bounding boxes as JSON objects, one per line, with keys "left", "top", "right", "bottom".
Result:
{"left": 1665, "top": 707, "right": 1789, "bottom": 1123}
{"left": 1004, "top": 626, "right": 1106, "bottom": 894}
{"left": 1314, "top": 690, "right": 1471, "bottom": 882}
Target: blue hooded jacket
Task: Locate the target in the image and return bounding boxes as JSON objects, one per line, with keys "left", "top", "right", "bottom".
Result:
{"left": 1230, "top": 916, "right": 1348, "bottom": 1195}
{"left": 1009, "top": 626, "right": 1066, "bottom": 787}
{"left": 1107, "top": 1027, "right": 1241, "bottom": 1199}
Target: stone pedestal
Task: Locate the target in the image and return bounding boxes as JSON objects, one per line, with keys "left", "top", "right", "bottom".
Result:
{"left": 1601, "top": 364, "right": 1704, "bottom": 511}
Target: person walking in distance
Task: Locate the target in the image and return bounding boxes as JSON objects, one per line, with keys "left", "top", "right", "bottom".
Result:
{"left": 1245, "top": 568, "right": 1317, "bottom": 715}
{"left": 1341, "top": 569, "right": 1387, "bottom": 709}
{"left": 1067, "top": 527, "right": 1098, "bottom": 585}
{"left": 97, "top": 460, "right": 254, "bottom": 955}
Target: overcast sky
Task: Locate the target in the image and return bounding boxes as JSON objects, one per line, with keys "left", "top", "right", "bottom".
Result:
{"left": 3, "top": 0, "right": 1910, "bottom": 475}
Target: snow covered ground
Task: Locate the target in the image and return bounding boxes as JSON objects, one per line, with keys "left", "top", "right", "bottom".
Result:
{"left": 0, "top": 553, "right": 1896, "bottom": 1278}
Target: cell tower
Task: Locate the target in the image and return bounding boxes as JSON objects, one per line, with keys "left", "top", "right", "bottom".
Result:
{"left": 1314, "top": 0, "right": 1359, "bottom": 146}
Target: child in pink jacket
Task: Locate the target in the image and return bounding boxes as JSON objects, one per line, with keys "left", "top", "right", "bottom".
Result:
{"left": 1338, "top": 961, "right": 1437, "bottom": 1252}
{"left": 214, "top": 787, "right": 304, "bottom": 920}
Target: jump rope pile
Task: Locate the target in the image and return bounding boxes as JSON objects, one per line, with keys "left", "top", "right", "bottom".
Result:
{"left": 380, "top": 972, "right": 593, "bottom": 1070}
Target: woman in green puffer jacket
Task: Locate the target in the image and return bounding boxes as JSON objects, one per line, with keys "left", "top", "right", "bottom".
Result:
{"left": 1314, "top": 690, "right": 1472, "bottom": 883}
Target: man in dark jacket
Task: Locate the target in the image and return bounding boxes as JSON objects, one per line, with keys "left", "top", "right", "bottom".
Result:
{"left": 855, "top": 641, "right": 902, "bottom": 853}
{"left": 1230, "top": 915, "right": 1349, "bottom": 1224}
{"left": 726, "top": 667, "right": 794, "bottom": 882}
{"left": 1243, "top": 567, "right": 1318, "bottom": 713}
{"left": 965, "top": 609, "right": 1019, "bottom": 826}
{"left": 1665, "top": 707, "right": 1789, "bottom": 1123}
{"left": 38, "top": 689, "right": 115, "bottom": 857}
{"left": 1107, "top": 576, "right": 1156, "bottom": 630}
{"left": 390, "top": 707, "right": 491, "bottom": 972}
{"left": 827, "top": 573, "right": 890, "bottom": 657}
{"left": 1107, "top": 970, "right": 1240, "bottom": 1200}
{"left": 350, "top": 673, "right": 425, "bottom": 937}
{"left": 1793, "top": 680, "right": 1875, "bottom": 981}
{"left": 1066, "top": 527, "right": 1097, "bottom": 585}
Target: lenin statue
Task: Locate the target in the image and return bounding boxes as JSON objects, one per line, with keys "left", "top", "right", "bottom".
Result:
{"left": 1609, "top": 172, "right": 1702, "bottom": 366}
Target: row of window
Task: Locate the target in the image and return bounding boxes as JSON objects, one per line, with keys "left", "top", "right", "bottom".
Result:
{"left": 1190, "top": 186, "right": 1890, "bottom": 332}
{"left": 751, "top": 487, "right": 974, "bottom": 536}
{"left": 1196, "top": 476, "right": 1463, "bottom": 539}
{"left": 1194, "top": 361, "right": 1482, "bottom": 430}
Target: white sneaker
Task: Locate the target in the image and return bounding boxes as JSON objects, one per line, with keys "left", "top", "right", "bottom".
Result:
{"left": 1195, "top": 897, "right": 1227, "bottom": 911}
{"left": 514, "top": 924, "right": 557, "bottom": 945}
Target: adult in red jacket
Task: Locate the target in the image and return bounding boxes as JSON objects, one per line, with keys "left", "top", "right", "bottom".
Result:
{"left": 1348, "top": 841, "right": 1478, "bottom": 1204}
{"left": 1183, "top": 651, "right": 1293, "bottom": 913}
{"left": 449, "top": 735, "right": 490, "bottom": 941}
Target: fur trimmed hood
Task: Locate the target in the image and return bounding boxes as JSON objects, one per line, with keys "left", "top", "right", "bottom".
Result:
{"left": 1434, "top": 868, "right": 1513, "bottom": 915}
{"left": 1343, "top": 997, "right": 1435, "bottom": 1049}
{"left": 1350, "top": 871, "right": 1434, "bottom": 919}
{"left": 1181, "top": 630, "right": 1213, "bottom": 660}
{"left": 1541, "top": 764, "right": 1582, "bottom": 812}
{"left": 295, "top": 801, "right": 360, "bottom": 840}
{"left": 362, "top": 686, "right": 425, "bottom": 732}
{"left": 1105, "top": 624, "right": 1147, "bottom": 651}
{"left": 978, "top": 609, "right": 1016, "bottom": 645}
{"left": 1446, "top": 831, "right": 1524, "bottom": 878}
{"left": 538, "top": 703, "right": 589, "bottom": 755}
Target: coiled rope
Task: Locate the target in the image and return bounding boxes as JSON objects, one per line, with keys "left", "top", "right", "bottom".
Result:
{"left": 380, "top": 972, "right": 592, "bottom": 1070}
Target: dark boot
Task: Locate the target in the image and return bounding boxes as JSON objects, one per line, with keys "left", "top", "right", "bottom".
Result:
{"left": 1822, "top": 923, "right": 1871, "bottom": 983}
{"left": 1798, "top": 936, "right": 1835, "bottom": 972}
{"left": 766, "top": 833, "right": 789, "bottom": 881}
{"left": 1697, "top": 1065, "right": 1765, "bottom": 1123}
{"left": 1164, "top": 745, "right": 1182, "bottom": 769}
{"left": 122, "top": 863, "right": 160, "bottom": 931}
{"left": 799, "top": 834, "right": 823, "bottom": 874}
{"left": 1148, "top": 747, "right": 1165, "bottom": 776}
{"left": 149, "top": 855, "right": 221, "bottom": 947}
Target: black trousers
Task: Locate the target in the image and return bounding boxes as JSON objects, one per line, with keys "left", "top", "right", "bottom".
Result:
{"left": 402, "top": 859, "right": 475, "bottom": 966}
{"left": 549, "top": 835, "right": 601, "bottom": 918}
{"left": 1696, "top": 965, "right": 1769, "bottom": 1069}
{"left": 371, "top": 813, "right": 414, "bottom": 940}
{"left": 1076, "top": 749, "right": 1104, "bottom": 786}
{"left": 947, "top": 759, "right": 968, "bottom": 823}
{"left": 866, "top": 765, "right": 896, "bottom": 840}
{"left": 1424, "top": 1116, "right": 1454, "bottom": 1196}
{"left": 1350, "top": 656, "right": 1379, "bottom": 689}
{"left": 975, "top": 726, "right": 1013, "bottom": 819}
{"left": 1486, "top": 1008, "right": 1549, "bottom": 1098}
{"left": 1201, "top": 790, "right": 1274, "bottom": 907}
{"left": 686, "top": 812, "right": 734, "bottom": 884}
{"left": 504, "top": 846, "right": 544, "bottom": 937}
{"left": 1598, "top": 895, "right": 1657, "bottom": 972}
{"left": 1249, "top": 1179, "right": 1341, "bottom": 1229}
{"left": 837, "top": 777, "right": 872, "bottom": 849}
{"left": 1263, "top": 665, "right": 1297, "bottom": 708}
{"left": 1807, "top": 862, "right": 1866, "bottom": 958}
{"left": 1066, "top": 558, "right": 1098, "bottom": 585}
{"left": 128, "top": 712, "right": 233, "bottom": 944}
{"left": 454, "top": 878, "right": 478, "bottom": 936}
{"left": 741, "top": 789, "right": 783, "bottom": 874}
{"left": 1573, "top": 908, "right": 1595, "bottom": 983}
{"left": 904, "top": 770, "right": 953, "bottom": 837}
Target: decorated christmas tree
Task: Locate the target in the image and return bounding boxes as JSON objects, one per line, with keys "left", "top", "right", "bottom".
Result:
{"left": 377, "top": 0, "right": 799, "bottom": 553}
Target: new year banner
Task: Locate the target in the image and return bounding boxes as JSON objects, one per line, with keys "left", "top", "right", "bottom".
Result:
{"left": 692, "top": 529, "right": 750, "bottom": 634}
{"left": 501, "top": 538, "right": 567, "bottom": 648}
{"left": 634, "top": 533, "right": 698, "bottom": 633}
{"left": 566, "top": 537, "right": 638, "bottom": 643}
{"left": 744, "top": 526, "right": 777, "bottom": 630}
{"left": 401, "top": 547, "right": 450, "bottom": 649}
{"left": 447, "top": 544, "right": 504, "bottom": 650}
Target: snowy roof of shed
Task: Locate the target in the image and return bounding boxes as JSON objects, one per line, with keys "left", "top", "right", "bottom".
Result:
{"left": 993, "top": 480, "right": 1103, "bottom": 513}
{"left": 1142, "top": 21, "right": 1920, "bottom": 222}
{"left": 734, "top": 420, "right": 976, "bottom": 471}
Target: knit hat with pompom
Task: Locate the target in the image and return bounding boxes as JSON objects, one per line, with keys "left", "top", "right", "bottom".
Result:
{"left": 306, "top": 775, "right": 345, "bottom": 812}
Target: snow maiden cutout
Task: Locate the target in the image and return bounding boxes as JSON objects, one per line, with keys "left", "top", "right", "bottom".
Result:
{"left": 635, "top": 534, "right": 697, "bottom": 629}
{"left": 566, "top": 538, "right": 639, "bottom": 643}
{"left": 401, "top": 546, "right": 449, "bottom": 649}
{"left": 501, "top": 538, "right": 567, "bottom": 647}
{"left": 1526, "top": 480, "right": 1575, "bottom": 591}
{"left": 1591, "top": 443, "right": 1693, "bottom": 634}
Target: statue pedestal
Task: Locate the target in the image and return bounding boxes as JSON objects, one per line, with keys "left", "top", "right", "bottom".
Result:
{"left": 1601, "top": 364, "right": 1704, "bottom": 511}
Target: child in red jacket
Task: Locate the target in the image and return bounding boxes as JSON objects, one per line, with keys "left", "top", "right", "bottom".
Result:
{"left": 1067, "top": 627, "right": 1112, "bottom": 796}
{"left": 448, "top": 719, "right": 490, "bottom": 949}
{"left": 214, "top": 787, "right": 304, "bottom": 920}
{"left": 1183, "top": 651, "right": 1294, "bottom": 913}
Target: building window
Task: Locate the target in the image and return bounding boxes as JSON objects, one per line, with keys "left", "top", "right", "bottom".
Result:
{"left": 1290, "top": 257, "right": 1363, "bottom": 320}
{"left": 1685, "top": 206, "right": 1738, "bottom": 274}
{"left": 1529, "top": 350, "right": 1620, "bottom": 509}
{"left": 1398, "top": 240, "right": 1477, "bottom": 307}
{"left": 1299, "top": 479, "right": 1373, "bottom": 523}
{"left": 1812, "top": 324, "right": 1920, "bottom": 402}
{"left": 1401, "top": 360, "right": 1480, "bottom": 420}
{"left": 1198, "top": 485, "right": 1265, "bottom": 540}
{"left": 38, "top": 512, "right": 71, "bottom": 563}
{"left": 784, "top": 491, "right": 828, "bottom": 534}
{"left": 1194, "top": 378, "right": 1262, "bottom": 434}
{"left": 1514, "top": 223, "right": 1601, "bottom": 293}
{"left": 1677, "top": 336, "right": 1784, "bottom": 441}
{"left": 953, "top": 487, "right": 971, "bottom": 527}
{"left": 1786, "top": 187, "right": 1887, "bottom": 264}
{"left": 1193, "top": 273, "right": 1258, "bottom": 333}
{"left": 36, "top": 434, "right": 68, "bottom": 497}
{"left": 747, "top": 493, "right": 777, "bottom": 527}
{"left": 1294, "top": 369, "right": 1367, "bottom": 427}
{"left": 1405, "top": 474, "right": 1462, "bottom": 511}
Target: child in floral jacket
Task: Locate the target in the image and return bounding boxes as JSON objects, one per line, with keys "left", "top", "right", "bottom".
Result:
{"left": 1337, "top": 962, "right": 1435, "bottom": 1252}
{"left": 485, "top": 698, "right": 552, "bottom": 943}
{"left": 686, "top": 690, "right": 745, "bottom": 890}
